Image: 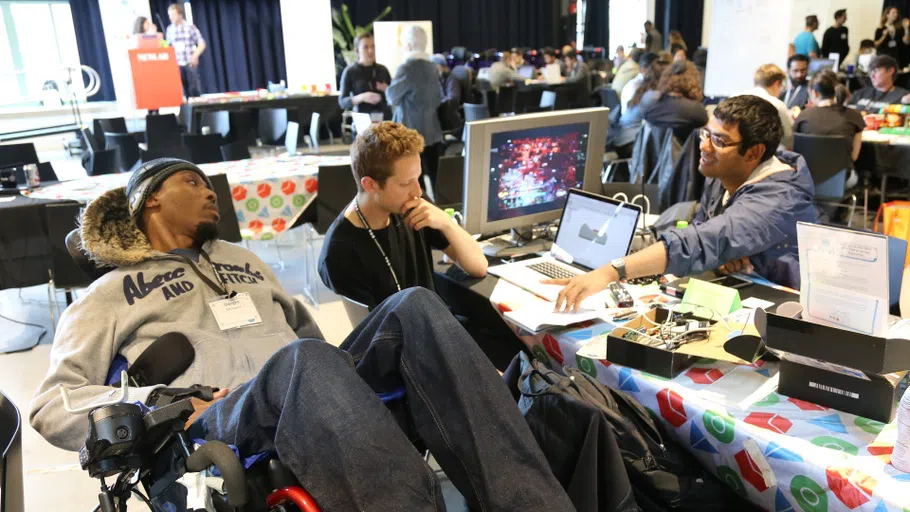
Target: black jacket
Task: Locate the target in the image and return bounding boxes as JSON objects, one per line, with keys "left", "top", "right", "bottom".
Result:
{"left": 630, "top": 123, "right": 704, "bottom": 211}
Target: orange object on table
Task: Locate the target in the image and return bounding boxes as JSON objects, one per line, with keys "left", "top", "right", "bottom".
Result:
{"left": 128, "top": 47, "right": 183, "bottom": 110}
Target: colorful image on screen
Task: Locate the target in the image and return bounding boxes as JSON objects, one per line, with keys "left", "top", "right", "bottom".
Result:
{"left": 487, "top": 123, "right": 589, "bottom": 223}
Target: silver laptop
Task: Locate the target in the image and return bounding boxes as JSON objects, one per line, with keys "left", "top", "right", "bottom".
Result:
{"left": 488, "top": 189, "right": 642, "bottom": 302}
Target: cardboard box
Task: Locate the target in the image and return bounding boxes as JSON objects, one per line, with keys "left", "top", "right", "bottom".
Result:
{"left": 605, "top": 308, "right": 699, "bottom": 379}
{"left": 762, "top": 311, "right": 910, "bottom": 422}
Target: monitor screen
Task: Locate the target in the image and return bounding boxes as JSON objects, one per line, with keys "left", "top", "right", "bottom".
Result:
{"left": 555, "top": 191, "right": 640, "bottom": 270}
{"left": 809, "top": 58, "right": 836, "bottom": 75}
{"left": 486, "top": 122, "right": 589, "bottom": 223}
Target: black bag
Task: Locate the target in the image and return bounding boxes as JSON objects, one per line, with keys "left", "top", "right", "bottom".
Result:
{"left": 513, "top": 353, "right": 745, "bottom": 511}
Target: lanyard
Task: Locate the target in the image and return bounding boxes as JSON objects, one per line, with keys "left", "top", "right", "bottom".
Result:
{"left": 353, "top": 199, "right": 402, "bottom": 292}
{"left": 785, "top": 84, "right": 802, "bottom": 108}
{"left": 179, "top": 249, "right": 234, "bottom": 298}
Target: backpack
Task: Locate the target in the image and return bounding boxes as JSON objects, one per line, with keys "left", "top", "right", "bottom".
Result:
{"left": 513, "top": 353, "right": 744, "bottom": 511}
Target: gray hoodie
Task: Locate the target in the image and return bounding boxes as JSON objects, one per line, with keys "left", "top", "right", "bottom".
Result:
{"left": 29, "top": 187, "right": 322, "bottom": 451}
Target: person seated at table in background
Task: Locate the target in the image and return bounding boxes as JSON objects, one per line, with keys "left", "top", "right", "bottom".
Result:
{"left": 620, "top": 52, "right": 659, "bottom": 113}
{"left": 510, "top": 48, "right": 527, "bottom": 69}
{"left": 741, "top": 63, "right": 793, "bottom": 149}
{"left": 319, "top": 122, "right": 486, "bottom": 309}
{"left": 847, "top": 55, "right": 910, "bottom": 113}
{"left": 794, "top": 15, "right": 821, "bottom": 58}
{"left": 795, "top": 70, "right": 865, "bottom": 189}
{"left": 488, "top": 49, "right": 525, "bottom": 92}
{"left": 670, "top": 43, "right": 687, "bottom": 63}
{"left": 560, "top": 44, "right": 575, "bottom": 75}
{"left": 612, "top": 48, "right": 643, "bottom": 94}
{"left": 855, "top": 39, "right": 877, "bottom": 72}
{"left": 386, "top": 26, "right": 444, "bottom": 191}
{"left": 667, "top": 30, "right": 688, "bottom": 54}
{"left": 821, "top": 9, "right": 849, "bottom": 65}
{"left": 430, "top": 54, "right": 462, "bottom": 105}
{"left": 29, "top": 157, "right": 570, "bottom": 512}
{"left": 547, "top": 96, "right": 819, "bottom": 309}
{"left": 780, "top": 54, "right": 810, "bottom": 111}
{"left": 613, "top": 56, "right": 669, "bottom": 158}
{"left": 563, "top": 49, "right": 591, "bottom": 90}
{"left": 641, "top": 60, "right": 708, "bottom": 143}
{"left": 338, "top": 33, "right": 392, "bottom": 119}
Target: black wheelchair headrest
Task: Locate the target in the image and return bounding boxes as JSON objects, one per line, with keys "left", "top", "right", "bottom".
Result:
{"left": 65, "top": 229, "right": 113, "bottom": 282}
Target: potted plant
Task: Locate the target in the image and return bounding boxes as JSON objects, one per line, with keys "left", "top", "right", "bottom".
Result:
{"left": 332, "top": 4, "right": 392, "bottom": 71}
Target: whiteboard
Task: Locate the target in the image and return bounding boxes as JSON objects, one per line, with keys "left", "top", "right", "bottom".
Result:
{"left": 374, "top": 21, "right": 435, "bottom": 78}
{"left": 705, "top": 0, "right": 792, "bottom": 98}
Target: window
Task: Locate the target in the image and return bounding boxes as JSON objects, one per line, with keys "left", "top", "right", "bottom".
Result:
{"left": 609, "top": 0, "right": 648, "bottom": 58}
{"left": 0, "top": 1, "right": 81, "bottom": 107}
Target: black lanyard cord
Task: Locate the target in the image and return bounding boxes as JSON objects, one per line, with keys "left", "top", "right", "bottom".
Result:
{"left": 353, "top": 199, "right": 402, "bottom": 292}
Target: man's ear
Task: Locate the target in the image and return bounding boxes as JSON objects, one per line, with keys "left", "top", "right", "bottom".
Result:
{"left": 144, "top": 190, "right": 161, "bottom": 211}
{"left": 744, "top": 143, "right": 766, "bottom": 164}
{"left": 361, "top": 176, "right": 380, "bottom": 194}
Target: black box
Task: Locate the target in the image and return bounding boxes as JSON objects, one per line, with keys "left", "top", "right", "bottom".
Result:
{"left": 762, "top": 311, "right": 910, "bottom": 422}
{"left": 605, "top": 308, "right": 699, "bottom": 379}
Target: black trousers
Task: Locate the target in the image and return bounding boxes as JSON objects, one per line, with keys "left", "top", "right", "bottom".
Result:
{"left": 179, "top": 65, "right": 202, "bottom": 98}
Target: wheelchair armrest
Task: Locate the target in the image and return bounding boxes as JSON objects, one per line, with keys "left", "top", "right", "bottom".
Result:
{"left": 186, "top": 441, "right": 249, "bottom": 507}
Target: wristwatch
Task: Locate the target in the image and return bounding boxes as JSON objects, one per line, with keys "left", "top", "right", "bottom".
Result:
{"left": 611, "top": 258, "right": 627, "bottom": 280}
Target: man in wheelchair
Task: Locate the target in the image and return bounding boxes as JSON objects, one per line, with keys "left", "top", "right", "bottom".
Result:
{"left": 29, "top": 158, "right": 572, "bottom": 511}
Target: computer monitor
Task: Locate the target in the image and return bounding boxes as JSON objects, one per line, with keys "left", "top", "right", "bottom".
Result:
{"left": 809, "top": 58, "right": 837, "bottom": 75}
{"left": 462, "top": 108, "right": 609, "bottom": 237}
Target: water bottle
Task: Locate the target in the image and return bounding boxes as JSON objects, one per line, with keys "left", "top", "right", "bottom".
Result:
{"left": 893, "top": 386, "right": 910, "bottom": 473}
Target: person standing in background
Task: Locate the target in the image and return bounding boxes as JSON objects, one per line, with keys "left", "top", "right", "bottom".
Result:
{"left": 643, "top": 21, "right": 663, "bottom": 54}
{"left": 338, "top": 34, "right": 392, "bottom": 119}
{"left": 165, "top": 3, "right": 206, "bottom": 98}
{"left": 793, "top": 15, "right": 820, "bottom": 58}
{"left": 385, "top": 26, "right": 443, "bottom": 192}
{"left": 874, "top": 7, "right": 908, "bottom": 64}
{"left": 821, "top": 9, "right": 849, "bottom": 64}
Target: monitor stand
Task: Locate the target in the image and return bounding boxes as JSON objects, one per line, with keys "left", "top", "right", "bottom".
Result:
{"left": 482, "top": 226, "right": 552, "bottom": 258}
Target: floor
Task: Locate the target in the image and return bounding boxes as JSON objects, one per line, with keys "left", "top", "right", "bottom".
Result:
{"left": 0, "top": 138, "right": 467, "bottom": 510}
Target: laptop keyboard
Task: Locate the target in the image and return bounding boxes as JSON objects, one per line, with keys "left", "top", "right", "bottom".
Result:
{"left": 529, "top": 261, "right": 580, "bottom": 280}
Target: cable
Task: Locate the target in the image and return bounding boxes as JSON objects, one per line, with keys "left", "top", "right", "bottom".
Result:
{"left": 0, "top": 313, "right": 47, "bottom": 353}
{"left": 131, "top": 489, "right": 157, "bottom": 511}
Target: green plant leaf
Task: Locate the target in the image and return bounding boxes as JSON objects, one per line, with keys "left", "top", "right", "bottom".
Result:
{"left": 342, "top": 4, "right": 356, "bottom": 39}
{"left": 332, "top": 28, "right": 350, "bottom": 51}
{"left": 331, "top": 8, "right": 345, "bottom": 30}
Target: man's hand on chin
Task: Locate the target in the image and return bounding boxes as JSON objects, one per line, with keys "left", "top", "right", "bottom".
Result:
{"left": 402, "top": 197, "right": 452, "bottom": 232}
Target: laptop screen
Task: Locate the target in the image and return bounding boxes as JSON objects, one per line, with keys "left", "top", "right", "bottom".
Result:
{"left": 554, "top": 190, "right": 641, "bottom": 271}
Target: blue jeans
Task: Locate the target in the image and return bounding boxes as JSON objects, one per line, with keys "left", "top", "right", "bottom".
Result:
{"left": 179, "top": 65, "right": 202, "bottom": 98}
{"left": 195, "top": 288, "right": 573, "bottom": 511}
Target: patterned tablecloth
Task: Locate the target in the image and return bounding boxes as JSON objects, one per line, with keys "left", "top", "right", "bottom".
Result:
{"left": 25, "top": 155, "right": 350, "bottom": 240}
{"left": 490, "top": 280, "right": 910, "bottom": 512}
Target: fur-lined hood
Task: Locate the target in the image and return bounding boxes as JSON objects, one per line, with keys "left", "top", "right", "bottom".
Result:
{"left": 80, "top": 187, "right": 155, "bottom": 267}
{"left": 80, "top": 186, "right": 212, "bottom": 268}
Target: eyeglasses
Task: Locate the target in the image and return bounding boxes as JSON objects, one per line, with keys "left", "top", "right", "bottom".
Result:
{"left": 699, "top": 128, "right": 743, "bottom": 149}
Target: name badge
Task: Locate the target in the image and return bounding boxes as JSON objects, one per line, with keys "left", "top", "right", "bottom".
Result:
{"left": 174, "top": 41, "right": 187, "bottom": 52}
{"left": 841, "top": 33, "right": 847, "bottom": 40}
{"left": 209, "top": 293, "right": 262, "bottom": 331}
{"left": 889, "top": 40, "right": 898, "bottom": 48}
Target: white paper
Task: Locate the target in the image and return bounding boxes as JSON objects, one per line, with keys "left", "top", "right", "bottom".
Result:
{"left": 741, "top": 297, "right": 774, "bottom": 310}
{"left": 698, "top": 367, "right": 779, "bottom": 410}
{"left": 797, "top": 222, "right": 890, "bottom": 336}
{"left": 504, "top": 306, "right": 602, "bottom": 333}
{"left": 208, "top": 293, "right": 263, "bottom": 331}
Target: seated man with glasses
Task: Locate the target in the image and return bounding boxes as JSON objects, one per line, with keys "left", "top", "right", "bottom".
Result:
{"left": 547, "top": 95, "right": 818, "bottom": 310}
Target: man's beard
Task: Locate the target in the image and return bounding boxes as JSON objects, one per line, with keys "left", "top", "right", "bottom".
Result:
{"left": 193, "top": 221, "right": 219, "bottom": 244}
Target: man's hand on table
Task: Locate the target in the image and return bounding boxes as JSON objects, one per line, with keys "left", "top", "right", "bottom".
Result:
{"left": 717, "top": 256, "right": 753, "bottom": 276}
{"left": 544, "top": 265, "right": 619, "bottom": 313}
{"left": 184, "top": 388, "right": 230, "bottom": 430}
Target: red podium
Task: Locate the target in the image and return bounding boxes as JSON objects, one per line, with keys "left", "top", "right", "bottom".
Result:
{"left": 128, "top": 47, "right": 183, "bottom": 110}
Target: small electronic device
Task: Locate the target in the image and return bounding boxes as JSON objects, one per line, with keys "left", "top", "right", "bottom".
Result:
{"left": 609, "top": 282, "right": 634, "bottom": 308}
{"left": 710, "top": 275, "right": 753, "bottom": 290}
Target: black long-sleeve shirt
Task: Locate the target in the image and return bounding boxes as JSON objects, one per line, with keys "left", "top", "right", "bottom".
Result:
{"left": 821, "top": 26, "right": 849, "bottom": 62}
{"left": 338, "top": 62, "right": 392, "bottom": 114}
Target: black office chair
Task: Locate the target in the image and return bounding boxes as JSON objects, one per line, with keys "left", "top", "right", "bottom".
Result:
{"left": 258, "top": 108, "right": 288, "bottom": 145}
{"left": 229, "top": 111, "right": 257, "bottom": 143}
{"left": 92, "top": 119, "right": 107, "bottom": 149}
{"left": 221, "top": 139, "right": 252, "bottom": 161}
{"left": 84, "top": 148, "right": 121, "bottom": 176}
{"left": 141, "top": 145, "right": 193, "bottom": 163}
{"left": 46, "top": 202, "right": 94, "bottom": 310}
{"left": 36, "top": 162, "right": 58, "bottom": 183}
{"left": 81, "top": 127, "right": 100, "bottom": 153}
{"left": 0, "top": 142, "right": 39, "bottom": 167}
{"left": 435, "top": 155, "right": 464, "bottom": 208}
{"left": 200, "top": 111, "right": 231, "bottom": 138}
{"left": 600, "top": 88, "right": 620, "bottom": 112}
{"left": 98, "top": 116, "right": 128, "bottom": 134}
{"left": 464, "top": 103, "right": 490, "bottom": 122}
{"left": 104, "top": 132, "right": 141, "bottom": 172}
{"left": 182, "top": 133, "right": 224, "bottom": 164}
{"left": 483, "top": 89, "right": 500, "bottom": 117}
{"left": 146, "top": 113, "right": 182, "bottom": 149}
{"left": 514, "top": 88, "right": 543, "bottom": 113}
{"left": 315, "top": 164, "right": 357, "bottom": 235}
{"left": 792, "top": 133, "right": 857, "bottom": 226}
{"left": 0, "top": 390, "right": 23, "bottom": 512}
{"left": 209, "top": 173, "right": 244, "bottom": 243}
{"left": 497, "top": 86, "right": 516, "bottom": 115}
